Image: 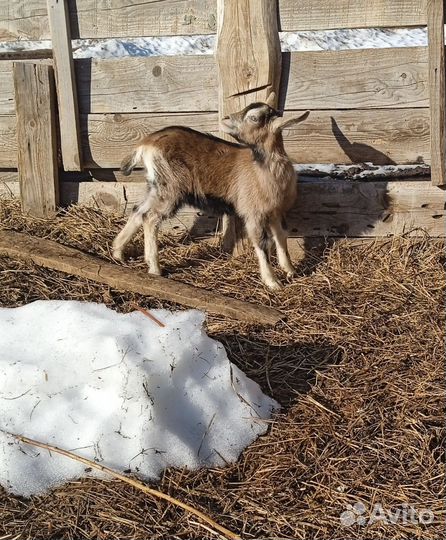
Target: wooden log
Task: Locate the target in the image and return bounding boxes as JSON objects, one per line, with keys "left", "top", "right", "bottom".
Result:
{"left": 13, "top": 62, "right": 59, "bottom": 217}
{"left": 216, "top": 0, "right": 281, "bottom": 254}
{"left": 47, "top": 0, "right": 82, "bottom": 171}
{"left": 427, "top": 0, "right": 446, "bottom": 186}
{"left": 0, "top": 230, "right": 283, "bottom": 325}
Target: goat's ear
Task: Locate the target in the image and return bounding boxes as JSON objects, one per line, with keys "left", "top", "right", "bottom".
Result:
{"left": 265, "top": 92, "right": 277, "bottom": 107}
{"left": 272, "top": 110, "right": 310, "bottom": 132}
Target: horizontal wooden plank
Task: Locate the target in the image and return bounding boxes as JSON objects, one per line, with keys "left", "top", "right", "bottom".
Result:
{"left": 76, "top": 56, "right": 218, "bottom": 114}
{"left": 0, "top": 62, "right": 15, "bottom": 115}
{"left": 0, "top": 0, "right": 218, "bottom": 41}
{"left": 279, "top": 0, "right": 427, "bottom": 31}
{"left": 81, "top": 112, "right": 219, "bottom": 167}
{"left": 0, "top": 116, "right": 17, "bottom": 167}
{"left": 284, "top": 108, "right": 430, "bottom": 165}
{"left": 0, "top": 0, "right": 48, "bottom": 41}
{"left": 285, "top": 47, "right": 428, "bottom": 110}
{"left": 80, "top": 108, "right": 430, "bottom": 168}
{"left": 57, "top": 179, "right": 446, "bottom": 238}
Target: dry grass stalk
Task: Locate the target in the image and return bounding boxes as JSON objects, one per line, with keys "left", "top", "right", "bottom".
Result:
{"left": 3, "top": 432, "right": 241, "bottom": 540}
{"left": 0, "top": 199, "right": 444, "bottom": 539}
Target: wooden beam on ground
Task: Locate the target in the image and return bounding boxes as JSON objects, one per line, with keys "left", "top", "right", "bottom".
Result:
{"left": 47, "top": 0, "right": 82, "bottom": 171}
{"left": 427, "top": 0, "right": 446, "bottom": 186}
{"left": 216, "top": 0, "right": 281, "bottom": 254}
{"left": 0, "top": 230, "right": 283, "bottom": 325}
{"left": 13, "top": 62, "right": 59, "bottom": 217}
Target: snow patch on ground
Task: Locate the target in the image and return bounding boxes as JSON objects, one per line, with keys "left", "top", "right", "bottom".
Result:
{"left": 0, "top": 300, "right": 277, "bottom": 497}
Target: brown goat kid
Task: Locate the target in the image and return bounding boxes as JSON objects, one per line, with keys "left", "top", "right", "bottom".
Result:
{"left": 112, "top": 94, "right": 309, "bottom": 289}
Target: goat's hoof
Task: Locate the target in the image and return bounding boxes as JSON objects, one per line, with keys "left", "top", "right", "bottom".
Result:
{"left": 112, "top": 249, "right": 125, "bottom": 263}
{"left": 148, "top": 266, "right": 162, "bottom": 276}
{"left": 266, "top": 279, "right": 282, "bottom": 291}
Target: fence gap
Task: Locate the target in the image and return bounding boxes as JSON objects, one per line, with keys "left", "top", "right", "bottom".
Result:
{"left": 47, "top": 0, "right": 82, "bottom": 171}
{"left": 427, "top": 0, "right": 446, "bottom": 186}
{"left": 216, "top": 0, "right": 282, "bottom": 253}
{"left": 13, "top": 62, "right": 59, "bottom": 217}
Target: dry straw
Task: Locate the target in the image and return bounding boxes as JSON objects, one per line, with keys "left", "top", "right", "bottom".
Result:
{"left": 0, "top": 199, "right": 444, "bottom": 539}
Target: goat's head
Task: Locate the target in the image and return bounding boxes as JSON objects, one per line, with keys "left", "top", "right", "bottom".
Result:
{"left": 220, "top": 93, "right": 310, "bottom": 146}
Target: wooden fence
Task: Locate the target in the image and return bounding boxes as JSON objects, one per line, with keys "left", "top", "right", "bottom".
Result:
{"left": 0, "top": 0, "right": 444, "bottom": 243}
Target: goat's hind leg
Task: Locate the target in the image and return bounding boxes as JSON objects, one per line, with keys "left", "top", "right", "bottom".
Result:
{"left": 245, "top": 218, "right": 281, "bottom": 290}
{"left": 142, "top": 199, "right": 176, "bottom": 275}
{"left": 269, "top": 217, "right": 295, "bottom": 278}
{"left": 112, "top": 192, "right": 154, "bottom": 262}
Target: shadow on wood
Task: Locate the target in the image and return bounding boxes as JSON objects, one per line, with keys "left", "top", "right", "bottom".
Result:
{"left": 331, "top": 117, "right": 396, "bottom": 165}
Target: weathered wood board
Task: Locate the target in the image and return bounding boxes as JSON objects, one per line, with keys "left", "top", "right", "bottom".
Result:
{"left": 285, "top": 47, "right": 428, "bottom": 110}
{"left": 56, "top": 179, "right": 446, "bottom": 238}
{"left": 13, "top": 63, "right": 59, "bottom": 217}
{"left": 0, "top": 230, "right": 283, "bottom": 325}
{"left": 76, "top": 56, "right": 218, "bottom": 114}
{"left": 279, "top": 0, "right": 427, "bottom": 31}
{"left": 0, "top": 115, "right": 18, "bottom": 167}
{"left": 47, "top": 0, "right": 82, "bottom": 171}
{"left": 81, "top": 112, "right": 220, "bottom": 167}
{"left": 0, "top": 0, "right": 218, "bottom": 41}
{"left": 79, "top": 108, "right": 431, "bottom": 168}
{"left": 427, "top": 0, "right": 446, "bottom": 186}
{"left": 75, "top": 47, "right": 428, "bottom": 114}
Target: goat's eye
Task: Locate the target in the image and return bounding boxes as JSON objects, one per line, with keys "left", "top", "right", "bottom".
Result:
{"left": 249, "top": 115, "right": 259, "bottom": 123}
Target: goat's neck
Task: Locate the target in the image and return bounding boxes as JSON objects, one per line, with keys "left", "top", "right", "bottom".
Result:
{"left": 253, "top": 134, "right": 290, "bottom": 175}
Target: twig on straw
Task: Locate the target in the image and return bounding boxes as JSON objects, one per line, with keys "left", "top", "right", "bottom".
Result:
{"left": 134, "top": 305, "right": 165, "bottom": 328}
{"left": 3, "top": 431, "right": 241, "bottom": 540}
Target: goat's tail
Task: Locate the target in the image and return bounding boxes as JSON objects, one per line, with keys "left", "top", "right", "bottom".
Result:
{"left": 120, "top": 146, "right": 144, "bottom": 176}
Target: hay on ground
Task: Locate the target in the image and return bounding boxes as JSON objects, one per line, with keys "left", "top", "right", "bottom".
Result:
{"left": 0, "top": 199, "right": 444, "bottom": 539}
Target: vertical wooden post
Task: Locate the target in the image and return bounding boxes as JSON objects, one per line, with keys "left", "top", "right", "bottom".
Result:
{"left": 47, "top": 0, "right": 82, "bottom": 171}
{"left": 13, "top": 62, "right": 59, "bottom": 217}
{"left": 216, "top": 0, "right": 282, "bottom": 253}
{"left": 427, "top": 0, "right": 446, "bottom": 186}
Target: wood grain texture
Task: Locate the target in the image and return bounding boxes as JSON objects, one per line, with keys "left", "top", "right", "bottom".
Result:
{"left": 285, "top": 47, "right": 429, "bottom": 110}
{"left": 0, "top": 115, "right": 18, "bottom": 167}
{"left": 216, "top": 0, "right": 281, "bottom": 115}
{"left": 81, "top": 112, "right": 219, "bottom": 167}
{"left": 47, "top": 0, "right": 82, "bottom": 171}
{"left": 0, "top": 0, "right": 48, "bottom": 41}
{"left": 0, "top": 0, "right": 218, "bottom": 41}
{"left": 58, "top": 179, "right": 446, "bottom": 238}
{"left": 75, "top": 56, "right": 218, "bottom": 114}
{"left": 279, "top": 0, "right": 427, "bottom": 31}
{"left": 427, "top": 0, "right": 446, "bottom": 186}
{"left": 0, "top": 61, "right": 15, "bottom": 115}
{"left": 79, "top": 108, "right": 431, "bottom": 168}
{"left": 283, "top": 108, "right": 431, "bottom": 165}
{"left": 13, "top": 62, "right": 59, "bottom": 217}
{"left": 216, "top": 0, "right": 281, "bottom": 254}
{"left": 0, "top": 229, "right": 283, "bottom": 325}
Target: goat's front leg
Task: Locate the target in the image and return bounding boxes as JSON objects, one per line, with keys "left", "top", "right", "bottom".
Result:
{"left": 245, "top": 218, "right": 281, "bottom": 290}
{"left": 269, "top": 217, "right": 296, "bottom": 278}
